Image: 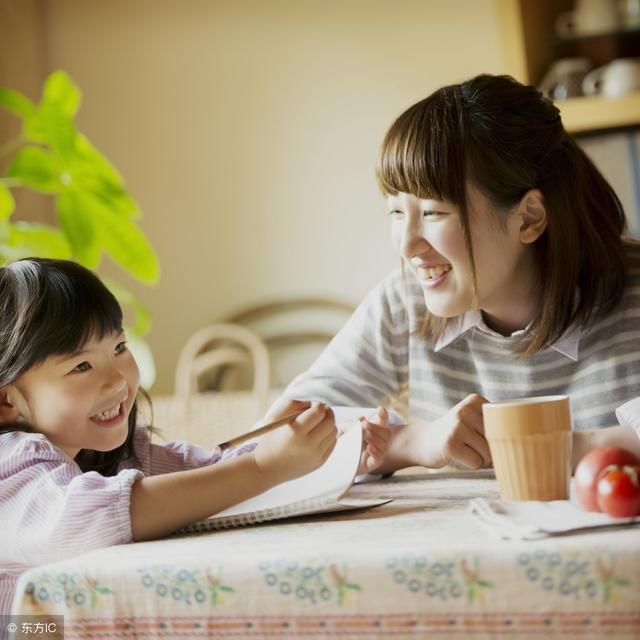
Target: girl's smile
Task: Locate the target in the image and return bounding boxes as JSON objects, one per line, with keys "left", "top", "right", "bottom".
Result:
{"left": 90, "top": 400, "right": 128, "bottom": 428}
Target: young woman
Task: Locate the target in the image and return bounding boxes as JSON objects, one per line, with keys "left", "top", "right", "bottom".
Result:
{"left": 0, "top": 258, "right": 341, "bottom": 615}
{"left": 270, "top": 73, "right": 640, "bottom": 473}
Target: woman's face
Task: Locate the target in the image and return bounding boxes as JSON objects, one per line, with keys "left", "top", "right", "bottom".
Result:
{"left": 388, "top": 185, "right": 538, "bottom": 332}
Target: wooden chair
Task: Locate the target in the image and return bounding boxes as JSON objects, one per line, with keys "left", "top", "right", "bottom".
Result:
{"left": 174, "top": 322, "right": 270, "bottom": 403}
{"left": 222, "top": 297, "right": 355, "bottom": 388}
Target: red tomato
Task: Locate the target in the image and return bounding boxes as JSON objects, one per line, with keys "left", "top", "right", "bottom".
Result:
{"left": 596, "top": 465, "right": 640, "bottom": 517}
{"left": 575, "top": 447, "right": 640, "bottom": 512}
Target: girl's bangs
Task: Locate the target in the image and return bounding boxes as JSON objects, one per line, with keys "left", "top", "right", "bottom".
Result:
{"left": 37, "top": 269, "right": 123, "bottom": 358}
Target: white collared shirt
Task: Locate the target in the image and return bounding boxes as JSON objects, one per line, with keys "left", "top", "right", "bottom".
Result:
{"left": 434, "top": 310, "right": 581, "bottom": 362}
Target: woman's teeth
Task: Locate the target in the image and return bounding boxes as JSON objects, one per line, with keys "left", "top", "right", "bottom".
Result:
{"left": 93, "top": 404, "right": 120, "bottom": 421}
{"left": 417, "top": 264, "right": 452, "bottom": 280}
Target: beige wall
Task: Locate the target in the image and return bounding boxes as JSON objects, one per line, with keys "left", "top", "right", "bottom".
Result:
{"left": 7, "top": 0, "right": 504, "bottom": 393}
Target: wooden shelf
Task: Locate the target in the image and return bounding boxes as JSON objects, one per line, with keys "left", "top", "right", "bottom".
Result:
{"left": 557, "top": 91, "right": 640, "bottom": 134}
{"left": 495, "top": 0, "right": 640, "bottom": 134}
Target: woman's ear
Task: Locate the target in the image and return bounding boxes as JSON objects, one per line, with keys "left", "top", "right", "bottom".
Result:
{"left": 518, "top": 189, "right": 547, "bottom": 244}
{"left": 0, "top": 387, "right": 22, "bottom": 422}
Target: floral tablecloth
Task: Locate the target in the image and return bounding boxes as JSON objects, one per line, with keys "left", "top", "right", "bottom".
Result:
{"left": 11, "top": 474, "right": 640, "bottom": 639}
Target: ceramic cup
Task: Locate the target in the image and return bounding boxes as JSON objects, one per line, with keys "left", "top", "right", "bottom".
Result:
{"left": 483, "top": 395, "right": 572, "bottom": 501}
{"left": 538, "top": 57, "right": 592, "bottom": 100}
{"left": 555, "top": 0, "right": 620, "bottom": 37}
{"left": 582, "top": 58, "right": 640, "bottom": 98}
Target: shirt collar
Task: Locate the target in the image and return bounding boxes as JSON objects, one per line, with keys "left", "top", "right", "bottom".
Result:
{"left": 434, "top": 309, "right": 580, "bottom": 361}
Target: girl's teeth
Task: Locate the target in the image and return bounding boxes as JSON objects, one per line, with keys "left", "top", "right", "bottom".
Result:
{"left": 94, "top": 405, "right": 120, "bottom": 420}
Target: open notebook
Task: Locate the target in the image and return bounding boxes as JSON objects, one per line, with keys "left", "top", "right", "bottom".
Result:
{"left": 178, "top": 407, "right": 403, "bottom": 532}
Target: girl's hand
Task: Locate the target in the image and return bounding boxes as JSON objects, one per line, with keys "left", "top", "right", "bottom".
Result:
{"left": 357, "top": 407, "right": 392, "bottom": 475}
{"left": 418, "top": 394, "right": 491, "bottom": 469}
{"left": 253, "top": 402, "right": 337, "bottom": 485}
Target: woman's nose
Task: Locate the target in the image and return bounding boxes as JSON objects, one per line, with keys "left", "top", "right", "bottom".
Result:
{"left": 400, "top": 217, "right": 430, "bottom": 260}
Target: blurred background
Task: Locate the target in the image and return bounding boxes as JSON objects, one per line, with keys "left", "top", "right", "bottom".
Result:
{"left": 1, "top": 0, "right": 639, "bottom": 403}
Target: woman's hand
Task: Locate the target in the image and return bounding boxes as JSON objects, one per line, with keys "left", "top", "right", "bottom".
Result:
{"left": 357, "top": 407, "right": 392, "bottom": 474}
{"left": 418, "top": 394, "right": 491, "bottom": 470}
{"left": 253, "top": 402, "right": 337, "bottom": 485}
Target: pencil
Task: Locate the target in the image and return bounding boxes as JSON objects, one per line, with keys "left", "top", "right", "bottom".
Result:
{"left": 216, "top": 408, "right": 308, "bottom": 451}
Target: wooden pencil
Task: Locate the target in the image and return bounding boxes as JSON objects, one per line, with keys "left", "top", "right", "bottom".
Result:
{"left": 216, "top": 408, "right": 307, "bottom": 451}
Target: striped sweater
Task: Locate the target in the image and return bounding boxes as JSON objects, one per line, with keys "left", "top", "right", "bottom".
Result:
{"left": 284, "top": 243, "right": 640, "bottom": 430}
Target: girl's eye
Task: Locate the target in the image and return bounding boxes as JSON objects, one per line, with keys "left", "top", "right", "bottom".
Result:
{"left": 115, "top": 341, "right": 128, "bottom": 355}
{"left": 388, "top": 209, "right": 405, "bottom": 219}
{"left": 73, "top": 361, "right": 91, "bottom": 373}
{"left": 423, "top": 210, "right": 444, "bottom": 218}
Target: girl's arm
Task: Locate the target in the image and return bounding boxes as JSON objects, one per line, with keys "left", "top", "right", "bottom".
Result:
{"left": 130, "top": 403, "right": 336, "bottom": 541}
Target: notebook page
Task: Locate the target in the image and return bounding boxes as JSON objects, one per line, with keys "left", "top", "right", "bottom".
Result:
{"left": 200, "top": 422, "right": 363, "bottom": 523}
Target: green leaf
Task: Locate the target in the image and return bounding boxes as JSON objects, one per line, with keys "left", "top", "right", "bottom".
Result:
{"left": 0, "top": 87, "right": 37, "bottom": 120}
{"left": 219, "top": 586, "right": 234, "bottom": 593}
{"left": 41, "top": 70, "right": 81, "bottom": 119}
{"left": 99, "top": 208, "right": 160, "bottom": 284}
{"left": 0, "top": 184, "right": 15, "bottom": 220}
{"left": 24, "top": 105, "right": 77, "bottom": 157}
{"left": 70, "top": 134, "right": 140, "bottom": 219}
{"left": 7, "top": 222, "right": 72, "bottom": 259}
{"left": 613, "top": 578, "right": 630, "bottom": 586}
{"left": 56, "top": 190, "right": 101, "bottom": 267}
{"left": 102, "top": 219, "right": 159, "bottom": 284}
{"left": 345, "top": 583, "right": 362, "bottom": 591}
{"left": 104, "top": 278, "right": 152, "bottom": 336}
{"left": 7, "top": 146, "right": 62, "bottom": 193}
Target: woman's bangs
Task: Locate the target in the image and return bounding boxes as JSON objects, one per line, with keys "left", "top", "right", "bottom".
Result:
{"left": 376, "top": 91, "right": 466, "bottom": 205}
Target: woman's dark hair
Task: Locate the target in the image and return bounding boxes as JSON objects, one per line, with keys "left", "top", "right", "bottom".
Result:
{"left": 0, "top": 258, "right": 145, "bottom": 475}
{"left": 376, "top": 73, "right": 628, "bottom": 354}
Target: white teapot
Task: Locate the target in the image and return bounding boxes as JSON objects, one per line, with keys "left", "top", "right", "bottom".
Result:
{"left": 582, "top": 58, "right": 640, "bottom": 98}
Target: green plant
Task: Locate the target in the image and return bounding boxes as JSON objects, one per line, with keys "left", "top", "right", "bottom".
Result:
{"left": 0, "top": 70, "right": 159, "bottom": 386}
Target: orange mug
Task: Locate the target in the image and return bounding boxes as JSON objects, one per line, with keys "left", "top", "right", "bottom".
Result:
{"left": 483, "top": 395, "right": 572, "bottom": 501}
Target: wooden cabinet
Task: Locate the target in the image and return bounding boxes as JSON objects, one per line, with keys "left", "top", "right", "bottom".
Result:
{"left": 494, "top": 0, "right": 640, "bottom": 133}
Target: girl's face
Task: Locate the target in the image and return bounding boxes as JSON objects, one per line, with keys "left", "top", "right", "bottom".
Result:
{"left": 389, "top": 186, "right": 538, "bottom": 333}
{"left": 5, "top": 331, "right": 140, "bottom": 459}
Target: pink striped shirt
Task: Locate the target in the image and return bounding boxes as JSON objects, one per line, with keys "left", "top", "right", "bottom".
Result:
{"left": 0, "top": 426, "right": 250, "bottom": 615}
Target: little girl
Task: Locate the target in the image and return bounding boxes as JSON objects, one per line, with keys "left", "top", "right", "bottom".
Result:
{"left": 0, "top": 257, "right": 369, "bottom": 616}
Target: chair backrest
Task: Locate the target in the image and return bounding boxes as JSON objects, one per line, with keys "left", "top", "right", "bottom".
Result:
{"left": 174, "top": 323, "right": 270, "bottom": 407}
{"left": 223, "top": 297, "right": 355, "bottom": 388}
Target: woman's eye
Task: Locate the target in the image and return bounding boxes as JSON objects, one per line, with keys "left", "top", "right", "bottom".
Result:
{"left": 115, "top": 341, "right": 128, "bottom": 355}
{"left": 73, "top": 362, "right": 91, "bottom": 373}
{"left": 423, "top": 210, "right": 444, "bottom": 218}
{"left": 388, "top": 209, "right": 405, "bottom": 219}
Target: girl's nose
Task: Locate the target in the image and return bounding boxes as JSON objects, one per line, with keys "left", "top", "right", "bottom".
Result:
{"left": 102, "top": 366, "right": 128, "bottom": 395}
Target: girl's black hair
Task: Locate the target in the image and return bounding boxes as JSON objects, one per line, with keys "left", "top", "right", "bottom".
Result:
{"left": 0, "top": 258, "right": 143, "bottom": 475}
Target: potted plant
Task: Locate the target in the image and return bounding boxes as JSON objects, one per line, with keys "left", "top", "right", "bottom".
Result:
{"left": 0, "top": 70, "right": 159, "bottom": 385}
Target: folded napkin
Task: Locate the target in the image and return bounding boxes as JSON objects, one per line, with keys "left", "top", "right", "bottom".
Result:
{"left": 470, "top": 496, "right": 640, "bottom": 540}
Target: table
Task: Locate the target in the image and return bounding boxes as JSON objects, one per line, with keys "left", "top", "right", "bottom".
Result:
{"left": 11, "top": 474, "right": 640, "bottom": 639}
